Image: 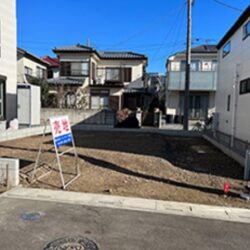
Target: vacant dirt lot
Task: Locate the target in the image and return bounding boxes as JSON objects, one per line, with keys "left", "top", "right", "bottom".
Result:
{"left": 0, "top": 130, "right": 249, "bottom": 208}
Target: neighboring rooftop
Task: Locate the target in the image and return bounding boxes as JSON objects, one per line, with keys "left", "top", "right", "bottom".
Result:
{"left": 41, "top": 56, "right": 59, "bottom": 67}
{"left": 17, "top": 48, "right": 50, "bottom": 67}
{"left": 217, "top": 4, "right": 250, "bottom": 49}
{"left": 53, "top": 44, "right": 147, "bottom": 60}
{"left": 53, "top": 44, "right": 95, "bottom": 53}
{"left": 98, "top": 51, "right": 147, "bottom": 60}
{"left": 175, "top": 45, "right": 218, "bottom": 56}
{"left": 47, "top": 77, "right": 85, "bottom": 85}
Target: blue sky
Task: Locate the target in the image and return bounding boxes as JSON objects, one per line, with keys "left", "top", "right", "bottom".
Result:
{"left": 17, "top": 0, "right": 250, "bottom": 73}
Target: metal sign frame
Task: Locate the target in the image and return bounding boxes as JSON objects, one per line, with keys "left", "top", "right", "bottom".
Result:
{"left": 31, "top": 117, "right": 80, "bottom": 189}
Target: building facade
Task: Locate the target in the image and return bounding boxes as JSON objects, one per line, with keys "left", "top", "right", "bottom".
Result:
{"left": 17, "top": 48, "right": 49, "bottom": 83}
{"left": 0, "top": 0, "right": 17, "bottom": 121}
{"left": 49, "top": 44, "right": 148, "bottom": 110}
{"left": 216, "top": 5, "right": 250, "bottom": 143}
{"left": 41, "top": 56, "right": 60, "bottom": 79}
{"left": 165, "top": 45, "right": 218, "bottom": 123}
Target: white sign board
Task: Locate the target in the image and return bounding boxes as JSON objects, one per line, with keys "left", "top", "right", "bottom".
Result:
{"left": 50, "top": 116, "right": 73, "bottom": 148}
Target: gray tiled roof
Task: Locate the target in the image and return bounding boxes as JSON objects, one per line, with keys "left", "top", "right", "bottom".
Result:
{"left": 53, "top": 44, "right": 147, "bottom": 60}
{"left": 48, "top": 77, "right": 85, "bottom": 85}
{"left": 176, "top": 45, "right": 217, "bottom": 55}
{"left": 53, "top": 44, "right": 94, "bottom": 52}
{"left": 191, "top": 45, "right": 218, "bottom": 53}
{"left": 98, "top": 51, "right": 147, "bottom": 59}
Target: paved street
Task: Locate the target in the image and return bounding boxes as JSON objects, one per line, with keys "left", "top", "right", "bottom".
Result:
{"left": 0, "top": 197, "right": 250, "bottom": 250}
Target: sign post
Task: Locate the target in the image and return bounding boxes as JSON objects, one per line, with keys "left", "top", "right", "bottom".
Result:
{"left": 31, "top": 116, "right": 80, "bottom": 189}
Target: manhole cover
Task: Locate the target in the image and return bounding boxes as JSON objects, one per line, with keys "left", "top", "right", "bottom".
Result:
{"left": 44, "top": 236, "right": 99, "bottom": 250}
{"left": 21, "top": 212, "right": 44, "bottom": 221}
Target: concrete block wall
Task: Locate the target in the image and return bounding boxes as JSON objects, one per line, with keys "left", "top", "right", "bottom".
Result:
{"left": 0, "top": 158, "right": 19, "bottom": 186}
{"left": 0, "top": 126, "right": 50, "bottom": 143}
{"left": 41, "top": 108, "right": 115, "bottom": 126}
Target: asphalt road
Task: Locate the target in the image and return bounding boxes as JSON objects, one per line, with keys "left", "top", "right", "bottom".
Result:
{"left": 0, "top": 197, "right": 250, "bottom": 250}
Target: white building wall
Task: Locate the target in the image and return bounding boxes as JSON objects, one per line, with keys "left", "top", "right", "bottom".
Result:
{"left": 216, "top": 17, "right": 250, "bottom": 142}
{"left": 0, "top": 0, "right": 17, "bottom": 121}
{"left": 166, "top": 53, "right": 217, "bottom": 119}
{"left": 97, "top": 60, "right": 144, "bottom": 87}
{"left": 17, "top": 56, "right": 47, "bottom": 83}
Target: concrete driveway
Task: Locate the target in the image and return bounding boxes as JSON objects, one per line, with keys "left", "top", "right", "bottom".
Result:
{"left": 0, "top": 197, "right": 250, "bottom": 250}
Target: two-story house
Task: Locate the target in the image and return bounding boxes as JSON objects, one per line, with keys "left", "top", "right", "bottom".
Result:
{"left": 17, "top": 48, "right": 49, "bottom": 83}
{"left": 216, "top": 5, "right": 250, "bottom": 144}
{"left": 48, "top": 44, "right": 148, "bottom": 110}
{"left": 0, "top": 0, "right": 17, "bottom": 122}
{"left": 165, "top": 45, "right": 218, "bottom": 123}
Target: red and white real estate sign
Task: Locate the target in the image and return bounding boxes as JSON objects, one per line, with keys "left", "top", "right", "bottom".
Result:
{"left": 50, "top": 116, "right": 73, "bottom": 148}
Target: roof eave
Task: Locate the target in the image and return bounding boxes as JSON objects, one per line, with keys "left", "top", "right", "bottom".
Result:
{"left": 217, "top": 5, "right": 250, "bottom": 49}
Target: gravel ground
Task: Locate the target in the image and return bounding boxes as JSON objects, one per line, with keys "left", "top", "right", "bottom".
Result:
{"left": 0, "top": 130, "right": 249, "bottom": 208}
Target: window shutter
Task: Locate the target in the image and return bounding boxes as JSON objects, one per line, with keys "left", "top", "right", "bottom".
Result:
{"left": 124, "top": 68, "right": 132, "bottom": 82}
{"left": 92, "top": 62, "right": 96, "bottom": 80}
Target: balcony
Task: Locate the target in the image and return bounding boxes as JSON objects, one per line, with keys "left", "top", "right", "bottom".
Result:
{"left": 167, "top": 71, "right": 217, "bottom": 91}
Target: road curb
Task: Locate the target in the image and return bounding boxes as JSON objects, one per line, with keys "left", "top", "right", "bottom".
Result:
{"left": 1, "top": 187, "right": 250, "bottom": 224}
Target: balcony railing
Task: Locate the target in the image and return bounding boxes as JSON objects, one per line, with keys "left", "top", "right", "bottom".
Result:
{"left": 168, "top": 71, "right": 217, "bottom": 91}
{"left": 91, "top": 78, "right": 124, "bottom": 87}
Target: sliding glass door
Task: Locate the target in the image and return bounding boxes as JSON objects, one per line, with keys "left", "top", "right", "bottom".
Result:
{"left": 180, "top": 93, "right": 209, "bottom": 120}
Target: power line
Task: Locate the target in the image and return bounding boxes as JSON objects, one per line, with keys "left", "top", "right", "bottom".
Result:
{"left": 212, "top": 0, "right": 243, "bottom": 12}
{"left": 103, "top": 4, "right": 186, "bottom": 50}
{"left": 150, "top": 4, "right": 186, "bottom": 63}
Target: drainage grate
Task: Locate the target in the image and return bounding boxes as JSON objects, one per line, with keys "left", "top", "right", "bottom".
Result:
{"left": 20, "top": 212, "right": 44, "bottom": 221}
{"left": 44, "top": 236, "right": 99, "bottom": 250}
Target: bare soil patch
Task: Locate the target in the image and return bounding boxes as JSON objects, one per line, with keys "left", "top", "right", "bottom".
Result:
{"left": 0, "top": 130, "right": 249, "bottom": 208}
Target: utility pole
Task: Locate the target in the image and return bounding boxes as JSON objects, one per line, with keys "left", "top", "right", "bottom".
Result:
{"left": 183, "top": 0, "right": 192, "bottom": 131}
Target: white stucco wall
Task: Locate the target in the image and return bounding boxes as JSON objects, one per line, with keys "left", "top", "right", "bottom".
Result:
{"left": 0, "top": 0, "right": 17, "bottom": 121}
{"left": 216, "top": 17, "right": 250, "bottom": 142}
{"left": 17, "top": 56, "right": 47, "bottom": 83}
{"left": 97, "top": 60, "right": 144, "bottom": 87}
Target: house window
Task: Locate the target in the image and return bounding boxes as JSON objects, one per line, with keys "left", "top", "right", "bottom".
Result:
{"left": 71, "top": 62, "right": 89, "bottom": 76}
{"left": 201, "top": 61, "right": 212, "bottom": 71}
{"left": 240, "top": 78, "right": 250, "bottom": 95}
{"left": 90, "top": 89, "right": 109, "bottom": 109}
{"left": 212, "top": 60, "right": 217, "bottom": 71}
{"left": 60, "top": 62, "right": 71, "bottom": 76}
{"left": 181, "top": 60, "right": 200, "bottom": 71}
{"left": 227, "top": 95, "right": 231, "bottom": 111}
{"left": 47, "top": 69, "right": 53, "bottom": 79}
{"left": 170, "top": 62, "right": 180, "bottom": 71}
{"left": 190, "top": 60, "right": 199, "bottom": 71}
{"left": 106, "top": 68, "right": 121, "bottom": 82}
{"left": 0, "top": 79, "right": 5, "bottom": 119}
{"left": 25, "top": 66, "right": 33, "bottom": 76}
{"left": 36, "top": 66, "right": 45, "bottom": 79}
{"left": 223, "top": 42, "right": 231, "bottom": 57}
{"left": 243, "top": 21, "right": 250, "bottom": 39}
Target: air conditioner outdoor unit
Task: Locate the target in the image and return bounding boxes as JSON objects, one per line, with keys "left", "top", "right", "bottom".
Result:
{"left": 212, "top": 112, "right": 219, "bottom": 130}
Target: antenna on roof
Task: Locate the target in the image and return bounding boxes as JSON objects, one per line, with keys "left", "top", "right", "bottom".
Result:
{"left": 86, "top": 37, "right": 91, "bottom": 47}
